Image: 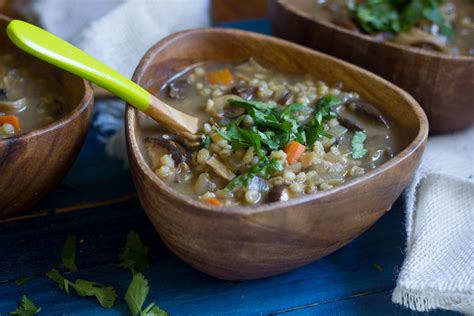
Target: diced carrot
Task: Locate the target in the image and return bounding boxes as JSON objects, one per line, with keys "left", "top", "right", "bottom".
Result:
{"left": 207, "top": 68, "right": 234, "bottom": 85}
{"left": 285, "top": 141, "right": 306, "bottom": 164}
{"left": 0, "top": 115, "right": 20, "bottom": 129}
{"left": 204, "top": 197, "right": 223, "bottom": 206}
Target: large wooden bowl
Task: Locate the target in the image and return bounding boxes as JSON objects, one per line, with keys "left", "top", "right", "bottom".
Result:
{"left": 268, "top": 0, "right": 474, "bottom": 134}
{"left": 0, "top": 16, "right": 94, "bottom": 218}
{"left": 126, "top": 28, "right": 428, "bottom": 280}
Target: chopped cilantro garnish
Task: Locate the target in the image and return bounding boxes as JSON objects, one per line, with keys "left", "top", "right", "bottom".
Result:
{"left": 9, "top": 295, "right": 41, "bottom": 316}
{"left": 352, "top": 0, "right": 452, "bottom": 38}
{"left": 46, "top": 269, "right": 117, "bottom": 308}
{"left": 61, "top": 234, "right": 77, "bottom": 273}
{"left": 119, "top": 230, "right": 150, "bottom": 273}
{"left": 351, "top": 131, "right": 368, "bottom": 159}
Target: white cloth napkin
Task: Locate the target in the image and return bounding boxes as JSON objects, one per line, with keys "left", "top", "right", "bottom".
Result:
{"left": 392, "top": 126, "right": 474, "bottom": 314}
{"left": 24, "top": 1, "right": 474, "bottom": 313}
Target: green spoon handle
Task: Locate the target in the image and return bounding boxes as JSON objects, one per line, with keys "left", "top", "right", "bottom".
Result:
{"left": 7, "top": 19, "right": 150, "bottom": 112}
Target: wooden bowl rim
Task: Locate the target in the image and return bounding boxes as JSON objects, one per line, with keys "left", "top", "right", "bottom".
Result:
{"left": 274, "top": 0, "right": 474, "bottom": 62}
{"left": 0, "top": 15, "right": 94, "bottom": 144}
{"left": 126, "top": 28, "right": 428, "bottom": 215}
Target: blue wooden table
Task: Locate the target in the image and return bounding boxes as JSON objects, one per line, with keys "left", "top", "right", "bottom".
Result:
{"left": 0, "top": 19, "right": 453, "bottom": 315}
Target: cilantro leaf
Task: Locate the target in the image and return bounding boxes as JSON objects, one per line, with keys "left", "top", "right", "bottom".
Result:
{"left": 125, "top": 273, "right": 168, "bottom": 316}
{"left": 46, "top": 269, "right": 117, "bottom": 308}
{"left": 351, "top": 131, "right": 368, "bottom": 159}
{"left": 61, "top": 234, "right": 77, "bottom": 273}
{"left": 119, "top": 230, "right": 150, "bottom": 273}
{"left": 15, "top": 276, "right": 33, "bottom": 286}
{"left": 9, "top": 295, "right": 41, "bottom": 316}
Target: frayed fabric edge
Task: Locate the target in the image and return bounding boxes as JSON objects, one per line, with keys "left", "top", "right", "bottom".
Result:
{"left": 393, "top": 285, "right": 474, "bottom": 314}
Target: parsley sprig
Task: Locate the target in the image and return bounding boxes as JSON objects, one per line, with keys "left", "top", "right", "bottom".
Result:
{"left": 120, "top": 231, "right": 168, "bottom": 316}
{"left": 46, "top": 269, "right": 117, "bottom": 308}
{"left": 119, "top": 231, "right": 150, "bottom": 273}
{"left": 214, "top": 96, "right": 342, "bottom": 190}
{"left": 46, "top": 234, "right": 118, "bottom": 308}
{"left": 353, "top": 0, "right": 452, "bottom": 38}
{"left": 61, "top": 234, "right": 77, "bottom": 273}
{"left": 9, "top": 295, "right": 41, "bottom": 316}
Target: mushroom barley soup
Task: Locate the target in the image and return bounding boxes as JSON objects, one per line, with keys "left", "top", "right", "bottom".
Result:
{"left": 144, "top": 59, "right": 403, "bottom": 206}
{"left": 285, "top": 0, "right": 474, "bottom": 56}
{"left": 0, "top": 53, "right": 67, "bottom": 139}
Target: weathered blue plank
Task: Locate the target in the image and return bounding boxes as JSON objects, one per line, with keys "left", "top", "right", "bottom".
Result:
{"left": 0, "top": 198, "right": 455, "bottom": 315}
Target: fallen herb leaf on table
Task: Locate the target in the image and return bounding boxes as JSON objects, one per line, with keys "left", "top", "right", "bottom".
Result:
{"left": 119, "top": 230, "right": 150, "bottom": 273}
{"left": 9, "top": 295, "right": 41, "bottom": 316}
{"left": 14, "top": 276, "right": 33, "bottom": 286}
{"left": 46, "top": 269, "right": 117, "bottom": 308}
{"left": 125, "top": 272, "right": 168, "bottom": 316}
{"left": 120, "top": 230, "right": 169, "bottom": 316}
{"left": 61, "top": 234, "right": 77, "bottom": 273}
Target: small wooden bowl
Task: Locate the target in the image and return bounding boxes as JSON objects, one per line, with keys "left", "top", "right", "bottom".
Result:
{"left": 268, "top": 0, "right": 474, "bottom": 134}
{"left": 0, "top": 16, "right": 94, "bottom": 218}
{"left": 126, "top": 28, "right": 428, "bottom": 280}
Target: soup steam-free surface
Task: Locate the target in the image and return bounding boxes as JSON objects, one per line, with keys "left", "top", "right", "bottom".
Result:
{"left": 143, "top": 59, "right": 402, "bottom": 207}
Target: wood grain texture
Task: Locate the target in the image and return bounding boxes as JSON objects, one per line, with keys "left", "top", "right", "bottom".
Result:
{"left": 146, "top": 96, "right": 200, "bottom": 134}
{"left": 268, "top": 0, "right": 474, "bottom": 134}
{"left": 212, "top": 0, "right": 268, "bottom": 22}
{"left": 0, "top": 16, "right": 94, "bottom": 218}
{"left": 125, "top": 28, "right": 428, "bottom": 280}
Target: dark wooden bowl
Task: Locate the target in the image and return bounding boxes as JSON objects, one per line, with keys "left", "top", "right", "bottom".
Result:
{"left": 0, "top": 16, "right": 94, "bottom": 218}
{"left": 268, "top": 0, "right": 474, "bottom": 134}
{"left": 125, "top": 28, "right": 428, "bottom": 280}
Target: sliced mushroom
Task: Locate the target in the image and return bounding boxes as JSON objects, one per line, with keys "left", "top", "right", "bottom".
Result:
{"left": 144, "top": 134, "right": 190, "bottom": 164}
{"left": 0, "top": 88, "right": 6, "bottom": 99}
{"left": 0, "top": 98, "right": 27, "bottom": 113}
{"left": 167, "top": 79, "right": 190, "bottom": 99}
{"left": 346, "top": 99, "right": 389, "bottom": 128}
{"left": 223, "top": 104, "right": 246, "bottom": 119}
{"left": 206, "top": 155, "right": 236, "bottom": 181}
{"left": 212, "top": 94, "right": 242, "bottom": 117}
{"left": 266, "top": 186, "right": 289, "bottom": 203}
{"left": 230, "top": 85, "right": 255, "bottom": 100}
{"left": 278, "top": 91, "right": 295, "bottom": 105}
{"left": 336, "top": 114, "right": 364, "bottom": 131}
{"left": 247, "top": 176, "right": 269, "bottom": 192}
{"left": 392, "top": 28, "right": 449, "bottom": 53}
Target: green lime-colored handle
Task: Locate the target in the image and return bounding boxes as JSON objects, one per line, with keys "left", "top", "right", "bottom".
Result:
{"left": 6, "top": 20, "right": 151, "bottom": 112}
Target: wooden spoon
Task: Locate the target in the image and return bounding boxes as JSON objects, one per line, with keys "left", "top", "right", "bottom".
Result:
{"left": 5, "top": 19, "right": 200, "bottom": 135}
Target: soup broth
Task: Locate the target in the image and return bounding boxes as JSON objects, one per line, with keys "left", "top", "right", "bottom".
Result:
{"left": 143, "top": 59, "right": 403, "bottom": 206}
{"left": 284, "top": 0, "right": 474, "bottom": 56}
{"left": 0, "top": 53, "right": 68, "bottom": 139}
